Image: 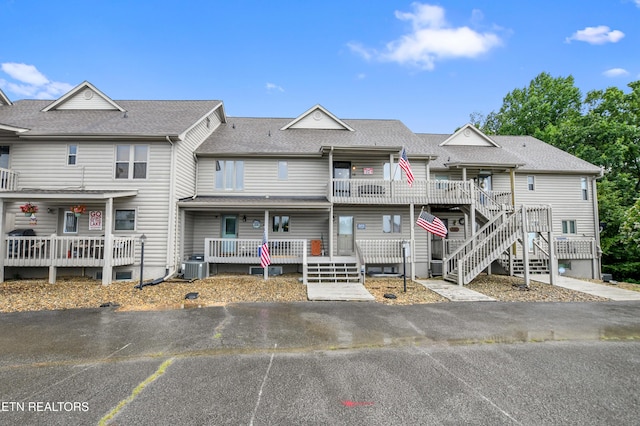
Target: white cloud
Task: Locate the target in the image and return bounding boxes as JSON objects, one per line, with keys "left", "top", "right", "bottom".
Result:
{"left": 348, "top": 3, "right": 502, "bottom": 70}
{"left": 636, "top": 0, "right": 640, "bottom": 8}
{"left": 265, "top": 82, "right": 284, "bottom": 93}
{"left": 603, "top": 68, "right": 630, "bottom": 77}
{"left": 0, "top": 63, "right": 73, "bottom": 99}
{"left": 565, "top": 26, "right": 625, "bottom": 44}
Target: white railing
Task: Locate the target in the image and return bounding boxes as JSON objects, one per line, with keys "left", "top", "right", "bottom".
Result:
{"left": 4, "top": 235, "right": 136, "bottom": 267}
{"left": 475, "top": 187, "right": 513, "bottom": 219}
{"left": 555, "top": 237, "right": 596, "bottom": 259}
{"left": 444, "top": 209, "right": 513, "bottom": 284}
{"left": 445, "top": 205, "right": 552, "bottom": 285}
{"left": 356, "top": 239, "right": 410, "bottom": 264}
{"left": 204, "top": 238, "right": 306, "bottom": 264}
{"left": 0, "top": 168, "right": 18, "bottom": 191}
{"left": 330, "top": 179, "right": 473, "bottom": 205}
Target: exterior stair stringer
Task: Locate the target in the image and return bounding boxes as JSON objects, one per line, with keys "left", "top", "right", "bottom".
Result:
{"left": 443, "top": 205, "right": 523, "bottom": 285}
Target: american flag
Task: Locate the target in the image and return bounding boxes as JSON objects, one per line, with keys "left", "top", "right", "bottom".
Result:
{"left": 416, "top": 211, "right": 448, "bottom": 238}
{"left": 399, "top": 148, "right": 414, "bottom": 187}
{"left": 260, "top": 233, "right": 271, "bottom": 268}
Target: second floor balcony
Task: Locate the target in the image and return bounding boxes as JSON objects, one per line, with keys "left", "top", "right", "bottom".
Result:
{"left": 330, "top": 179, "right": 476, "bottom": 205}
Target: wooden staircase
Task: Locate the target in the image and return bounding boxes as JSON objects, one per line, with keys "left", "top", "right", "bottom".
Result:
{"left": 443, "top": 205, "right": 551, "bottom": 286}
{"left": 306, "top": 261, "right": 361, "bottom": 284}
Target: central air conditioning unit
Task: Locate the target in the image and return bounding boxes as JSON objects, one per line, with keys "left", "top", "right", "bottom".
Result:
{"left": 182, "top": 261, "right": 208, "bottom": 280}
{"left": 249, "top": 266, "right": 283, "bottom": 276}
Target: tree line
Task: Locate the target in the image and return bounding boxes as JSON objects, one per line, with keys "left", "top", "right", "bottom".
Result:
{"left": 470, "top": 72, "right": 640, "bottom": 282}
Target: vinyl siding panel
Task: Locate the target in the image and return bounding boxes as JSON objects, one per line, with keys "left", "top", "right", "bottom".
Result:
{"left": 9, "top": 140, "right": 173, "bottom": 269}
{"left": 514, "top": 173, "right": 596, "bottom": 236}
{"left": 175, "top": 112, "right": 221, "bottom": 199}
{"left": 185, "top": 211, "right": 330, "bottom": 256}
{"left": 197, "top": 157, "right": 327, "bottom": 197}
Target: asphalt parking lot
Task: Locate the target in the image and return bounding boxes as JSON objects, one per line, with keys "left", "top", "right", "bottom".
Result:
{"left": 1, "top": 301, "right": 639, "bottom": 425}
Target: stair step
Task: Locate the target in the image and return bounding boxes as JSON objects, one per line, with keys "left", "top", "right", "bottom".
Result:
{"left": 305, "top": 262, "right": 361, "bottom": 284}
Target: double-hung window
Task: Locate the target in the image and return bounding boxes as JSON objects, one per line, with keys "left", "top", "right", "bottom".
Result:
{"left": 581, "top": 177, "right": 588, "bottom": 200}
{"left": 68, "top": 145, "right": 77, "bottom": 165}
{"left": 278, "top": 161, "right": 288, "bottom": 180}
{"left": 272, "top": 215, "right": 290, "bottom": 232}
{"left": 527, "top": 176, "right": 535, "bottom": 191}
{"left": 116, "top": 145, "right": 148, "bottom": 179}
{"left": 215, "top": 160, "right": 244, "bottom": 190}
{"left": 562, "top": 220, "right": 577, "bottom": 234}
{"left": 383, "top": 215, "right": 402, "bottom": 233}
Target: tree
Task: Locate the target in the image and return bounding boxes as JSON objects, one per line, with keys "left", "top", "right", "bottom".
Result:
{"left": 473, "top": 72, "right": 582, "bottom": 137}
{"left": 470, "top": 74, "right": 640, "bottom": 281}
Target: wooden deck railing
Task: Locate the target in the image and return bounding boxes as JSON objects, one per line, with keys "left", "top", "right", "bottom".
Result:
{"left": 356, "top": 239, "right": 410, "bottom": 264}
{"left": 0, "top": 168, "right": 18, "bottom": 191}
{"left": 4, "top": 235, "right": 136, "bottom": 267}
{"left": 204, "top": 238, "right": 307, "bottom": 264}
{"left": 330, "top": 179, "right": 474, "bottom": 205}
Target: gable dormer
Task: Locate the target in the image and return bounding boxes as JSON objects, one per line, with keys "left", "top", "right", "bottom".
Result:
{"left": 41, "top": 81, "right": 125, "bottom": 112}
{"left": 440, "top": 123, "right": 500, "bottom": 147}
{"left": 0, "top": 88, "right": 12, "bottom": 106}
{"left": 280, "top": 104, "right": 355, "bottom": 131}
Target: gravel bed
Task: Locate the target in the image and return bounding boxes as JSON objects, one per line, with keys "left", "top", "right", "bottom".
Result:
{"left": 0, "top": 273, "right": 634, "bottom": 313}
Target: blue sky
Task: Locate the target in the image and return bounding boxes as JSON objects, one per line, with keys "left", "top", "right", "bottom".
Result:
{"left": 1, "top": 0, "right": 639, "bottom": 133}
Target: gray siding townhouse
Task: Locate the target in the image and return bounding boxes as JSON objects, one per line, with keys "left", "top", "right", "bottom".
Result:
{"left": 0, "top": 82, "right": 224, "bottom": 284}
{"left": 0, "top": 83, "right": 602, "bottom": 286}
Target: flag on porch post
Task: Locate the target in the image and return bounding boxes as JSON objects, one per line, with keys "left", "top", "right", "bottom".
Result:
{"left": 416, "top": 210, "right": 448, "bottom": 238}
{"left": 399, "top": 148, "right": 414, "bottom": 187}
{"left": 260, "top": 232, "right": 271, "bottom": 269}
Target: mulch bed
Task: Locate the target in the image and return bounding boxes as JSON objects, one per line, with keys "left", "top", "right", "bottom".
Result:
{"left": 0, "top": 273, "right": 634, "bottom": 313}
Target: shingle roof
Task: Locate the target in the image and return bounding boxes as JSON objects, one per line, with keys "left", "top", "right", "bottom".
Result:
{"left": 0, "top": 99, "right": 222, "bottom": 137}
{"left": 417, "top": 134, "right": 601, "bottom": 174}
{"left": 195, "top": 117, "right": 429, "bottom": 155}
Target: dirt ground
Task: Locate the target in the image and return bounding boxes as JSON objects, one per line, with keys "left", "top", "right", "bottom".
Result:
{"left": 0, "top": 273, "right": 637, "bottom": 313}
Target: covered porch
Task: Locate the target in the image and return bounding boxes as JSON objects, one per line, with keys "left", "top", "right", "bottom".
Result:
{"left": 0, "top": 189, "right": 138, "bottom": 284}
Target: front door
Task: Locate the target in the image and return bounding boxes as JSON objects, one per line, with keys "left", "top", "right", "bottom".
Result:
{"left": 337, "top": 216, "right": 354, "bottom": 255}
{"left": 333, "top": 161, "right": 351, "bottom": 197}
{"left": 221, "top": 215, "right": 238, "bottom": 255}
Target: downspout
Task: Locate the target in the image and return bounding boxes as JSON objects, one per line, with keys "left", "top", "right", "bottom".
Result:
{"left": 592, "top": 168, "right": 604, "bottom": 279}
{"left": 166, "top": 135, "right": 178, "bottom": 278}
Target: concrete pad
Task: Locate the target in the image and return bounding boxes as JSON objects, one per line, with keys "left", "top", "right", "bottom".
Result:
{"left": 415, "top": 279, "right": 496, "bottom": 302}
{"left": 306, "top": 282, "right": 375, "bottom": 301}
{"left": 532, "top": 274, "right": 640, "bottom": 301}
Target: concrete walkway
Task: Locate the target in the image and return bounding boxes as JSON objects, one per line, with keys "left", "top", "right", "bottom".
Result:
{"left": 305, "top": 275, "right": 640, "bottom": 303}
{"left": 306, "top": 282, "right": 375, "bottom": 301}
{"left": 415, "top": 279, "right": 497, "bottom": 302}
{"left": 532, "top": 274, "right": 640, "bottom": 301}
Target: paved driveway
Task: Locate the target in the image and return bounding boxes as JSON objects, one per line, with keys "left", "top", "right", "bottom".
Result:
{"left": 1, "top": 301, "right": 639, "bottom": 425}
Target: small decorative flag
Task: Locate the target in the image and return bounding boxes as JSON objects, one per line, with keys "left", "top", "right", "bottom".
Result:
{"left": 399, "top": 148, "right": 414, "bottom": 187}
{"left": 416, "top": 210, "right": 448, "bottom": 238}
{"left": 260, "top": 232, "right": 271, "bottom": 268}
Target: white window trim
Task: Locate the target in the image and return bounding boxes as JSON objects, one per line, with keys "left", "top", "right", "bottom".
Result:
{"left": 215, "top": 160, "right": 245, "bottom": 191}
{"left": 67, "top": 144, "right": 78, "bottom": 166}
{"left": 114, "top": 208, "right": 137, "bottom": 232}
{"left": 115, "top": 145, "right": 149, "bottom": 180}
{"left": 63, "top": 211, "right": 79, "bottom": 234}
{"left": 527, "top": 175, "right": 535, "bottom": 191}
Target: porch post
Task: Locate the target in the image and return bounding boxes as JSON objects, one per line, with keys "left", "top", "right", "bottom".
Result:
{"left": 329, "top": 205, "right": 334, "bottom": 261}
{"left": 547, "top": 206, "right": 557, "bottom": 286}
{"left": 521, "top": 205, "right": 530, "bottom": 288}
{"left": 409, "top": 203, "right": 415, "bottom": 280}
{"left": 101, "top": 197, "right": 114, "bottom": 285}
{"left": 0, "top": 201, "right": 4, "bottom": 283}
{"left": 264, "top": 210, "right": 269, "bottom": 280}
